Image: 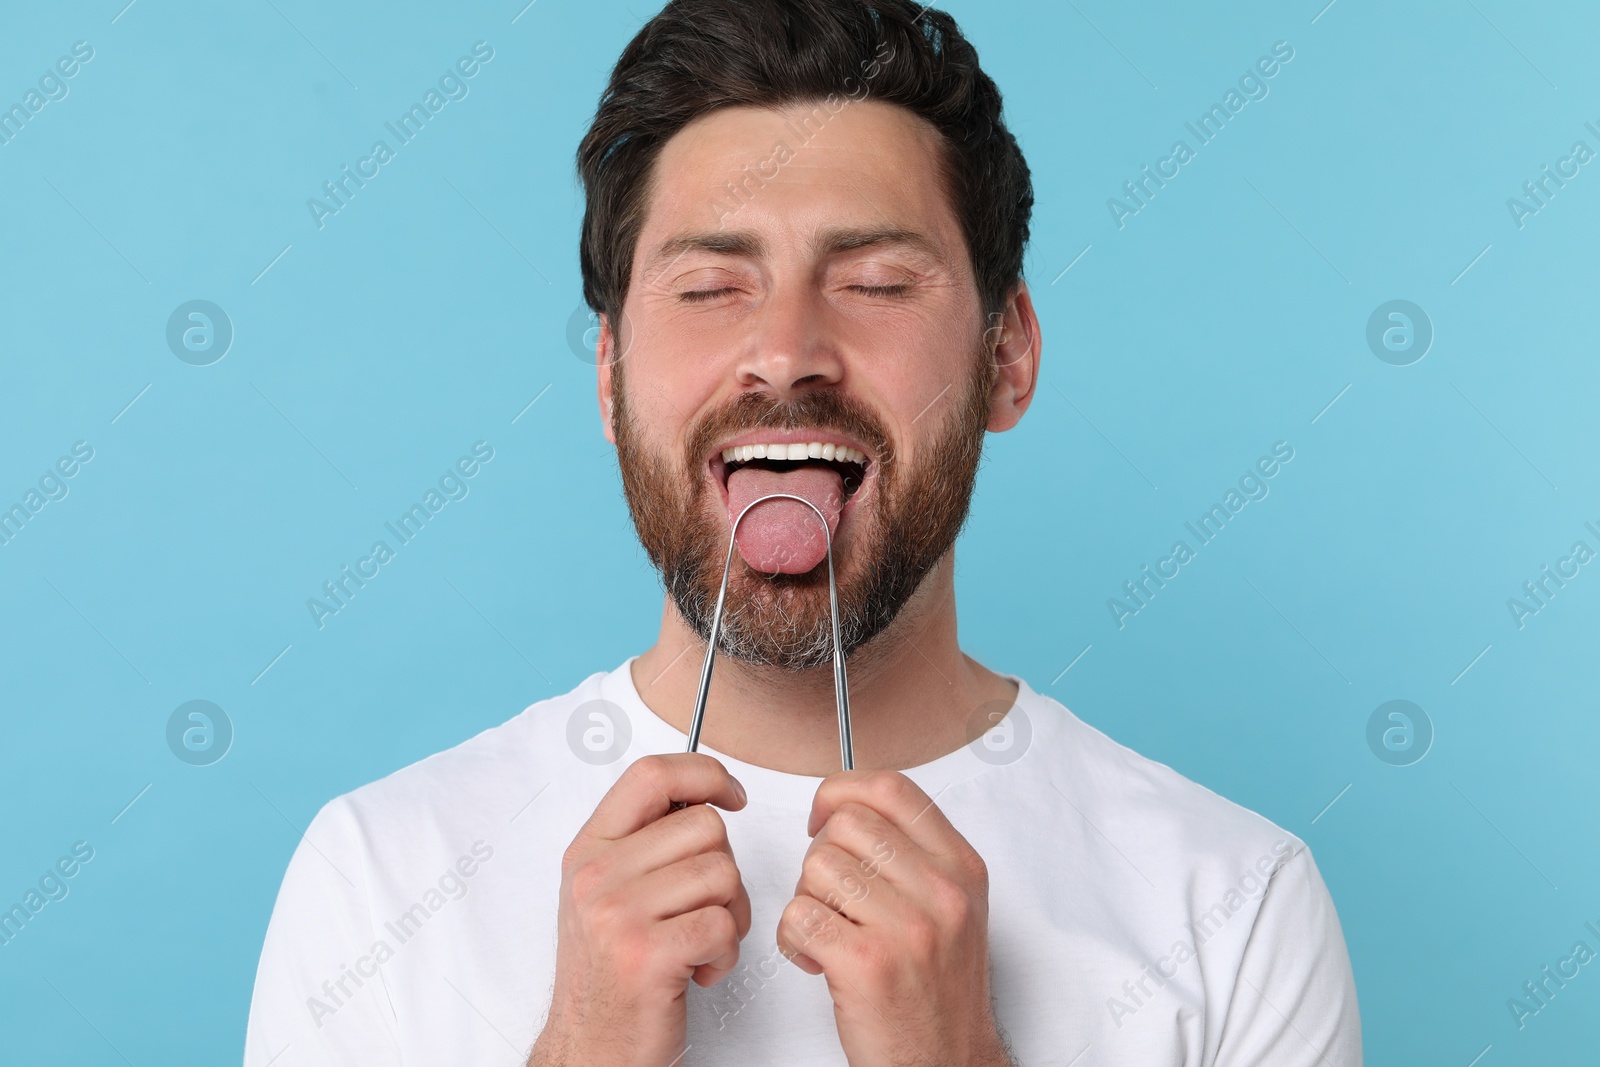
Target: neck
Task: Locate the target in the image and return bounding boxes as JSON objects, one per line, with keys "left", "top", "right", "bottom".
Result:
{"left": 631, "top": 554, "right": 1017, "bottom": 777}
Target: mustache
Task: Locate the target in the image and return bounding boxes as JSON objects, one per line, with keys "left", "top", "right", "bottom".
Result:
{"left": 683, "top": 390, "right": 893, "bottom": 472}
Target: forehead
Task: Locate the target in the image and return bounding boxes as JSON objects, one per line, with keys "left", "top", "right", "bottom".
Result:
{"left": 638, "top": 99, "right": 966, "bottom": 269}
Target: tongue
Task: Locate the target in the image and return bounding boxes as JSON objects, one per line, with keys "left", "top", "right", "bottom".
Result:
{"left": 726, "top": 464, "right": 845, "bottom": 574}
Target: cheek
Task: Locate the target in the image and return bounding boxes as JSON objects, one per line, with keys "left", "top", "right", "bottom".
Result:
{"left": 849, "top": 321, "right": 977, "bottom": 427}
{"left": 618, "top": 323, "right": 693, "bottom": 411}
{"left": 615, "top": 377, "right": 709, "bottom": 476}
{"left": 628, "top": 310, "right": 755, "bottom": 422}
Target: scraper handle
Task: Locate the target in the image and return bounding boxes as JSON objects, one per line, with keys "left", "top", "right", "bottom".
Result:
{"left": 669, "top": 492, "right": 854, "bottom": 808}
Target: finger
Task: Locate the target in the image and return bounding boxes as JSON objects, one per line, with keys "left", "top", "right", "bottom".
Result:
{"left": 649, "top": 904, "right": 742, "bottom": 988}
{"left": 810, "top": 801, "right": 948, "bottom": 900}
{"left": 731, "top": 867, "right": 753, "bottom": 940}
{"left": 787, "top": 949, "right": 823, "bottom": 976}
{"left": 776, "top": 893, "right": 861, "bottom": 977}
{"left": 808, "top": 770, "right": 960, "bottom": 856}
{"left": 632, "top": 849, "right": 752, "bottom": 938}
{"left": 605, "top": 800, "right": 735, "bottom": 882}
{"left": 811, "top": 801, "right": 909, "bottom": 875}
{"left": 793, "top": 840, "right": 903, "bottom": 925}
{"left": 584, "top": 753, "right": 747, "bottom": 841}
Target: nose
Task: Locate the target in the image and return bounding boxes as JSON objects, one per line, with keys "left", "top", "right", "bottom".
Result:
{"left": 733, "top": 281, "right": 844, "bottom": 398}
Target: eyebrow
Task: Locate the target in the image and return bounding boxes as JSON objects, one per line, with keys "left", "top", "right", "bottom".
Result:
{"left": 643, "top": 226, "right": 942, "bottom": 275}
{"left": 815, "top": 226, "right": 941, "bottom": 260}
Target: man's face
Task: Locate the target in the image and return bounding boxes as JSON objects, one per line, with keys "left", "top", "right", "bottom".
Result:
{"left": 602, "top": 99, "right": 1000, "bottom": 670}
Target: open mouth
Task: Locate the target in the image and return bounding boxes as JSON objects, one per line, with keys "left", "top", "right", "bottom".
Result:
{"left": 718, "top": 441, "right": 869, "bottom": 503}
{"left": 712, "top": 440, "right": 872, "bottom": 513}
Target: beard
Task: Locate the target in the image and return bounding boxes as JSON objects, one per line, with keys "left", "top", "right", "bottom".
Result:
{"left": 612, "top": 352, "right": 994, "bottom": 672}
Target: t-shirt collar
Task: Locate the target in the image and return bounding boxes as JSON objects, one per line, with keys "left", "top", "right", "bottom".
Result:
{"left": 599, "top": 655, "right": 1041, "bottom": 813}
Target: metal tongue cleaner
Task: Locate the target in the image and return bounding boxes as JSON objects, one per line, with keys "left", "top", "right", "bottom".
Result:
{"left": 678, "top": 493, "right": 854, "bottom": 781}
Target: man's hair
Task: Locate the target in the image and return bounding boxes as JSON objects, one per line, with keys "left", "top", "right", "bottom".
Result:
{"left": 576, "top": 0, "right": 1033, "bottom": 329}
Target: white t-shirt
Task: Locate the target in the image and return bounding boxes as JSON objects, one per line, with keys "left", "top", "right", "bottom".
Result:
{"left": 244, "top": 659, "right": 1361, "bottom": 1066}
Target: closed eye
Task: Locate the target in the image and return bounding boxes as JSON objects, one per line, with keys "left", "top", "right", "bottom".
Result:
{"left": 678, "top": 287, "right": 737, "bottom": 303}
{"left": 679, "top": 283, "right": 911, "bottom": 302}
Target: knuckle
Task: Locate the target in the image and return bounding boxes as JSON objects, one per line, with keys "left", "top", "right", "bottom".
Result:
{"left": 852, "top": 935, "right": 899, "bottom": 985}
{"left": 779, "top": 896, "right": 809, "bottom": 931}
{"left": 707, "top": 906, "right": 737, "bottom": 944}
{"left": 779, "top": 897, "right": 819, "bottom": 941}
{"left": 928, "top": 877, "right": 972, "bottom": 926}
{"left": 687, "top": 803, "right": 728, "bottom": 843}
{"left": 829, "top": 803, "right": 869, "bottom": 837}
{"left": 628, "top": 753, "right": 672, "bottom": 790}
{"left": 700, "top": 850, "right": 739, "bottom": 892}
{"left": 567, "top": 858, "right": 608, "bottom": 905}
{"left": 799, "top": 902, "right": 839, "bottom": 945}
{"left": 962, "top": 849, "right": 990, "bottom": 891}
{"left": 690, "top": 751, "right": 726, "bottom": 777}
{"left": 864, "top": 770, "right": 908, "bottom": 807}
{"left": 800, "top": 847, "right": 837, "bottom": 886}
{"left": 586, "top": 892, "right": 628, "bottom": 938}
{"left": 687, "top": 906, "right": 735, "bottom": 949}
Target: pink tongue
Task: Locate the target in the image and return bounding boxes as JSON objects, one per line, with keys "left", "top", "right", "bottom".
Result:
{"left": 726, "top": 463, "right": 844, "bottom": 574}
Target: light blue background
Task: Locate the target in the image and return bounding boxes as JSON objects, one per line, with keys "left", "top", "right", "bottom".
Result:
{"left": 2, "top": 0, "right": 1596, "bottom": 1063}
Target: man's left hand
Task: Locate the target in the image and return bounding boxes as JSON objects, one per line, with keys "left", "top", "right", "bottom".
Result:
{"left": 776, "top": 770, "right": 1013, "bottom": 1067}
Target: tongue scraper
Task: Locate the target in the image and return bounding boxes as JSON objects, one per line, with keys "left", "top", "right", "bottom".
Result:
{"left": 676, "top": 493, "right": 854, "bottom": 796}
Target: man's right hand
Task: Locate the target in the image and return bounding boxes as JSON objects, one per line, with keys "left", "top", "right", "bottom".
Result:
{"left": 529, "top": 753, "right": 751, "bottom": 1067}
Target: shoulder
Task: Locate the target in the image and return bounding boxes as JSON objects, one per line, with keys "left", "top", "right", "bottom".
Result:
{"left": 1003, "top": 681, "right": 1359, "bottom": 1058}
{"left": 310, "top": 668, "right": 614, "bottom": 849}
{"left": 1013, "top": 680, "right": 1306, "bottom": 884}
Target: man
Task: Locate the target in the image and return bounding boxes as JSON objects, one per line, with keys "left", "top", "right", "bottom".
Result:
{"left": 245, "top": 1, "right": 1361, "bottom": 1064}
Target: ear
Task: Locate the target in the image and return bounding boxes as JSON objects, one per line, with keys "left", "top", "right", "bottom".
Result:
{"left": 985, "top": 281, "right": 1041, "bottom": 433}
{"left": 596, "top": 312, "right": 619, "bottom": 444}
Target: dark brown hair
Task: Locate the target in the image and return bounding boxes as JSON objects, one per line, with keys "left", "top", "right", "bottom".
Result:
{"left": 577, "top": 0, "right": 1033, "bottom": 328}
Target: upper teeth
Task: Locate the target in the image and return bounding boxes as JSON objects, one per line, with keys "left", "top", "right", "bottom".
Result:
{"left": 720, "top": 442, "right": 867, "bottom": 464}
